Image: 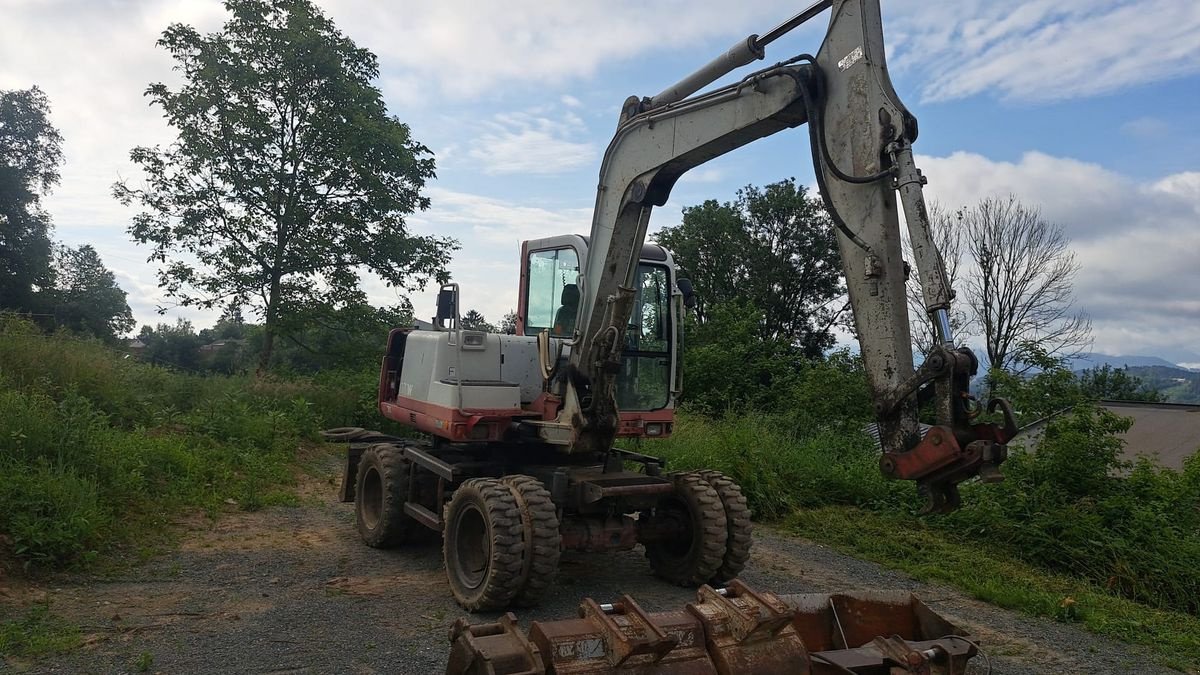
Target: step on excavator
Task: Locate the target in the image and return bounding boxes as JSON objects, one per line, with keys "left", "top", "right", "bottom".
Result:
{"left": 322, "top": 0, "right": 1015, "bottom": 671}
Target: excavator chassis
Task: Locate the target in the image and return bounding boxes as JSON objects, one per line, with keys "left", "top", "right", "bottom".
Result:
{"left": 324, "top": 428, "right": 752, "bottom": 610}
{"left": 445, "top": 580, "right": 981, "bottom": 675}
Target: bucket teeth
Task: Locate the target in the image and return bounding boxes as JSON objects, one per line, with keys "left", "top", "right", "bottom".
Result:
{"left": 445, "top": 581, "right": 980, "bottom": 675}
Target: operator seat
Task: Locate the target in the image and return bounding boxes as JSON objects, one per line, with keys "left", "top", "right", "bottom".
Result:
{"left": 553, "top": 284, "right": 580, "bottom": 336}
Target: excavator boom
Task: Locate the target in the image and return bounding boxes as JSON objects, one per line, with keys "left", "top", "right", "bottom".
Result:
{"left": 561, "top": 0, "right": 1013, "bottom": 510}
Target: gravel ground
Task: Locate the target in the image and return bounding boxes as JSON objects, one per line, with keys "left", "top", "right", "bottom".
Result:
{"left": 1, "top": 458, "right": 1173, "bottom": 675}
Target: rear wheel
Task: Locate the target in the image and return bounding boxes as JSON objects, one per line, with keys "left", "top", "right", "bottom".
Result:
{"left": 355, "top": 444, "right": 414, "bottom": 548}
{"left": 644, "top": 472, "right": 727, "bottom": 586}
{"left": 501, "top": 475, "right": 561, "bottom": 607}
{"left": 443, "top": 478, "right": 526, "bottom": 611}
{"left": 698, "top": 470, "right": 753, "bottom": 582}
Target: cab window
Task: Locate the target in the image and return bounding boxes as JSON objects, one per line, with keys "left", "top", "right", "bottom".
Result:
{"left": 524, "top": 247, "right": 580, "bottom": 337}
{"left": 616, "top": 264, "right": 671, "bottom": 411}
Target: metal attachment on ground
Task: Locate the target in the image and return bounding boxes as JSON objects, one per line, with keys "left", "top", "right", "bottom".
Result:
{"left": 782, "top": 590, "right": 977, "bottom": 675}
{"left": 687, "top": 579, "right": 811, "bottom": 674}
{"left": 447, "top": 612, "right": 544, "bottom": 675}
{"left": 529, "top": 595, "right": 713, "bottom": 673}
{"left": 445, "top": 582, "right": 981, "bottom": 675}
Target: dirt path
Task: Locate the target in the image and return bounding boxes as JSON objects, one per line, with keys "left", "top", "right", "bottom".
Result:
{"left": 2, "top": 456, "right": 1172, "bottom": 674}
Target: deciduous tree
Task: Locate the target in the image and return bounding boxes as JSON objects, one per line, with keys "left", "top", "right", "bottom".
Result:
{"left": 115, "top": 0, "right": 455, "bottom": 373}
{"left": 50, "top": 244, "right": 134, "bottom": 342}
{"left": 654, "top": 179, "right": 843, "bottom": 357}
{"left": 0, "top": 86, "right": 62, "bottom": 312}
{"left": 963, "top": 196, "right": 1091, "bottom": 372}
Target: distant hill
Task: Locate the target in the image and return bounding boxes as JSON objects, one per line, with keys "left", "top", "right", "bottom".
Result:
{"left": 1124, "top": 365, "right": 1200, "bottom": 403}
{"left": 1069, "top": 352, "right": 1186, "bottom": 371}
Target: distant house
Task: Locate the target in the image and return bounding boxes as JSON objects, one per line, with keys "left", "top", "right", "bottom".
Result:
{"left": 199, "top": 338, "right": 245, "bottom": 353}
{"left": 126, "top": 338, "right": 146, "bottom": 357}
{"left": 1013, "top": 400, "right": 1200, "bottom": 470}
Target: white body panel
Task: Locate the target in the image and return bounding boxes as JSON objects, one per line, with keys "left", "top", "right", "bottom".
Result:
{"left": 399, "top": 330, "right": 542, "bottom": 411}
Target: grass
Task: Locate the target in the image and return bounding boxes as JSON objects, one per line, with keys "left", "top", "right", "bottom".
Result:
{"left": 0, "top": 318, "right": 376, "bottom": 575}
{"left": 0, "top": 317, "right": 428, "bottom": 661}
{"left": 649, "top": 408, "right": 1200, "bottom": 671}
{"left": 786, "top": 506, "right": 1200, "bottom": 672}
{"left": 0, "top": 605, "right": 81, "bottom": 658}
{"left": 0, "top": 319, "right": 417, "bottom": 661}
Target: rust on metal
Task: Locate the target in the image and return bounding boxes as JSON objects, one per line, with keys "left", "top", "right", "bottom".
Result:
{"left": 529, "top": 595, "right": 715, "bottom": 673}
{"left": 445, "top": 583, "right": 981, "bottom": 675}
{"left": 781, "top": 591, "right": 977, "bottom": 675}
{"left": 446, "top": 612, "right": 544, "bottom": 675}
{"left": 559, "top": 516, "right": 640, "bottom": 552}
{"left": 881, "top": 426, "right": 962, "bottom": 481}
{"left": 577, "top": 474, "right": 675, "bottom": 504}
{"left": 686, "top": 580, "right": 811, "bottom": 675}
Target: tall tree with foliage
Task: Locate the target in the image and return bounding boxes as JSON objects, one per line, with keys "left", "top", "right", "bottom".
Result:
{"left": 655, "top": 179, "right": 843, "bottom": 357}
{"left": 461, "top": 309, "right": 496, "bottom": 333}
{"left": 48, "top": 244, "right": 134, "bottom": 342}
{"left": 139, "top": 319, "right": 204, "bottom": 372}
{"left": 0, "top": 86, "right": 62, "bottom": 312}
{"left": 499, "top": 310, "right": 517, "bottom": 335}
{"left": 115, "top": 0, "right": 456, "bottom": 373}
{"left": 963, "top": 196, "right": 1091, "bottom": 372}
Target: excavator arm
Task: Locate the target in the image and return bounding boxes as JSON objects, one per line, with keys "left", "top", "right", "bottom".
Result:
{"left": 557, "top": 0, "right": 1013, "bottom": 511}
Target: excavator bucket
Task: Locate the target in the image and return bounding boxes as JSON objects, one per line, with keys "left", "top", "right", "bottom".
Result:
{"left": 781, "top": 591, "right": 977, "bottom": 674}
{"left": 444, "top": 582, "right": 979, "bottom": 675}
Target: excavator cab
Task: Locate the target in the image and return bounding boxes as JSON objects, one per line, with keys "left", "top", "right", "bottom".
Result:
{"left": 518, "top": 234, "right": 683, "bottom": 425}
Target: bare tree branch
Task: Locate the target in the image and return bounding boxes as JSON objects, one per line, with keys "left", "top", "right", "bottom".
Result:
{"left": 962, "top": 195, "right": 1092, "bottom": 373}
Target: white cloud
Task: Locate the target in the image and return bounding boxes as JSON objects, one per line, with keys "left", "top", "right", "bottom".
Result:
{"left": 321, "top": 0, "right": 782, "bottom": 99}
{"left": 399, "top": 187, "right": 594, "bottom": 322}
{"left": 466, "top": 108, "right": 596, "bottom": 175}
{"left": 560, "top": 94, "right": 583, "bottom": 108}
{"left": 915, "top": 151, "right": 1200, "bottom": 357}
{"left": 1121, "top": 116, "right": 1170, "bottom": 140}
{"left": 887, "top": 0, "right": 1200, "bottom": 102}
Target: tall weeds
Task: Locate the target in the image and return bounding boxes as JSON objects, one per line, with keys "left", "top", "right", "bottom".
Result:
{"left": 0, "top": 318, "right": 378, "bottom": 571}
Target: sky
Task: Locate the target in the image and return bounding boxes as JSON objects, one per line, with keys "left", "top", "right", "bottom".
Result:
{"left": 2, "top": 0, "right": 1199, "bottom": 365}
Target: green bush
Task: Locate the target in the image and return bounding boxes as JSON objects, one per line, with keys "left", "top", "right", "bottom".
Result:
{"left": 650, "top": 395, "right": 1200, "bottom": 616}
{"left": 0, "top": 319, "right": 383, "bottom": 571}
{"left": 941, "top": 405, "right": 1200, "bottom": 613}
{"left": 648, "top": 410, "right": 908, "bottom": 518}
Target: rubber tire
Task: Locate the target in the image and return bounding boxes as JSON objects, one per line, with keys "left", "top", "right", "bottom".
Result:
{"left": 355, "top": 444, "right": 414, "bottom": 548}
{"left": 443, "top": 478, "right": 526, "bottom": 611}
{"left": 321, "top": 427, "right": 367, "bottom": 441}
{"left": 697, "top": 470, "right": 753, "bottom": 582}
{"left": 501, "top": 475, "right": 561, "bottom": 607}
{"left": 644, "top": 472, "right": 728, "bottom": 586}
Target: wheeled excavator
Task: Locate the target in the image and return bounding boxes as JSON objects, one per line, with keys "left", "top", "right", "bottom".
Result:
{"left": 325, "top": 3, "right": 1015, "bottom": 664}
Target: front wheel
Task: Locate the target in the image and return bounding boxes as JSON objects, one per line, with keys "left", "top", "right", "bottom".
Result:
{"left": 501, "top": 475, "right": 561, "bottom": 607}
{"left": 697, "top": 470, "right": 753, "bottom": 582}
{"left": 643, "top": 472, "right": 728, "bottom": 586}
{"left": 443, "top": 478, "right": 526, "bottom": 611}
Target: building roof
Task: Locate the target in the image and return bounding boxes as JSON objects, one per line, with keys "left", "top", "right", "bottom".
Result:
{"left": 1012, "top": 399, "right": 1200, "bottom": 469}
{"left": 1098, "top": 400, "right": 1200, "bottom": 469}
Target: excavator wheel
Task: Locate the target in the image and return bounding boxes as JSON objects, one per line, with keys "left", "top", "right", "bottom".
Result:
{"left": 644, "top": 471, "right": 728, "bottom": 586}
{"left": 697, "top": 470, "right": 753, "bottom": 582}
{"left": 443, "top": 478, "right": 526, "bottom": 611}
{"left": 355, "top": 444, "right": 416, "bottom": 548}
{"left": 501, "top": 475, "right": 561, "bottom": 607}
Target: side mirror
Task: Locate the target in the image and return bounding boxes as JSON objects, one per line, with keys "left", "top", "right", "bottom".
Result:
{"left": 435, "top": 284, "right": 458, "bottom": 329}
{"left": 677, "top": 278, "right": 697, "bottom": 310}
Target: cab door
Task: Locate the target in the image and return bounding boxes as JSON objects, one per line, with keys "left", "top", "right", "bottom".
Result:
{"left": 517, "top": 236, "right": 585, "bottom": 339}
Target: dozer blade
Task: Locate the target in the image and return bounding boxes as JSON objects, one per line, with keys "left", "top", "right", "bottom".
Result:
{"left": 444, "top": 582, "right": 980, "bottom": 675}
